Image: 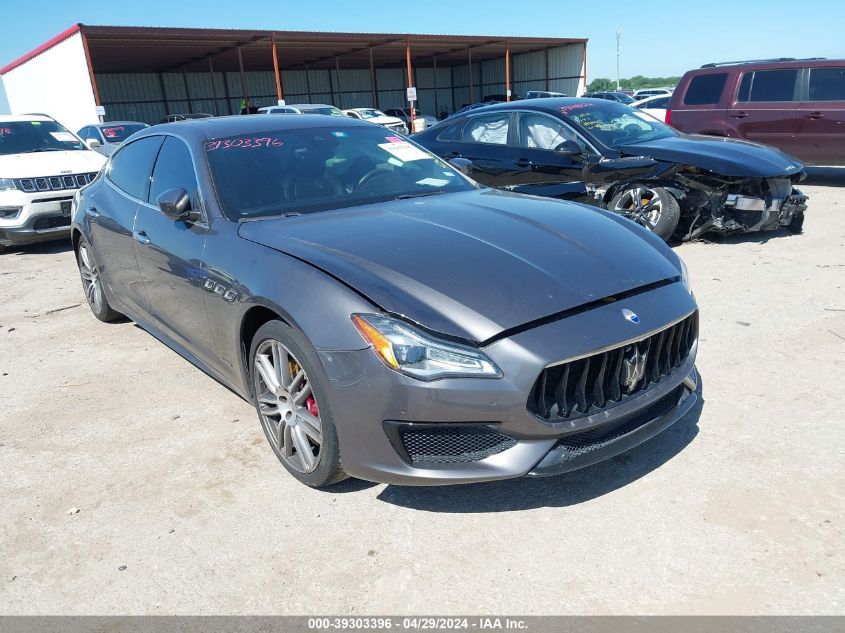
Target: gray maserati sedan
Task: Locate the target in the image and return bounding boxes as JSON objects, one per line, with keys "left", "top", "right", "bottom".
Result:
{"left": 71, "top": 114, "right": 699, "bottom": 488}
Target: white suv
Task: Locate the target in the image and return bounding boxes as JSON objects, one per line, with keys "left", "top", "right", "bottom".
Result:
{"left": 0, "top": 115, "right": 106, "bottom": 249}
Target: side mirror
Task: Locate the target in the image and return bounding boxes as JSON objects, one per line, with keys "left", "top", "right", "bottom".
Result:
{"left": 555, "top": 139, "right": 582, "bottom": 156}
{"left": 448, "top": 157, "right": 473, "bottom": 176}
{"left": 86, "top": 139, "right": 102, "bottom": 150}
{"left": 156, "top": 188, "right": 194, "bottom": 221}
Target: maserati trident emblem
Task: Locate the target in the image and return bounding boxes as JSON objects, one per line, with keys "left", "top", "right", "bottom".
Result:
{"left": 622, "top": 308, "right": 640, "bottom": 324}
{"left": 621, "top": 346, "right": 648, "bottom": 392}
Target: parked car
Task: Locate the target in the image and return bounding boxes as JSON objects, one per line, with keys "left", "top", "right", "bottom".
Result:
{"left": 633, "top": 88, "right": 673, "bottom": 99}
{"left": 0, "top": 115, "right": 105, "bottom": 249}
{"left": 71, "top": 114, "right": 699, "bottom": 487}
{"left": 77, "top": 121, "right": 149, "bottom": 156}
{"left": 289, "top": 104, "right": 345, "bottom": 117}
{"left": 160, "top": 113, "right": 213, "bottom": 124}
{"left": 584, "top": 91, "right": 636, "bottom": 104}
{"left": 667, "top": 58, "right": 845, "bottom": 165}
{"left": 384, "top": 108, "right": 438, "bottom": 132}
{"left": 413, "top": 98, "right": 808, "bottom": 240}
{"left": 632, "top": 94, "right": 671, "bottom": 123}
{"left": 526, "top": 90, "right": 567, "bottom": 99}
{"left": 342, "top": 108, "right": 408, "bottom": 134}
{"left": 258, "top": 105, "right": 303, "bottom": 115}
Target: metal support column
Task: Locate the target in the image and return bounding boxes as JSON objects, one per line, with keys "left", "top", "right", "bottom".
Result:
{"left": 335, "top": 56, "right": 343, "bottom": 109}
{"left": 208, "top": 57, "right": 219, "bottom": 116}
{"left": 237, "top": 47, "right": 249, "bottom": 112}
{"left": 468, "top": 48, "right": 473, "bottom": 103}
{"left": 505, "top": 40, "right": 511, "bottom": 102}
{"left": 181, "top": 70, "right": 193, "bottom": 113}
{"left": 405, "top": 38, "right": 415, "bottom": 131}
{"left": 304, "top": 64, "right": 312, "bottom": 102}
{"left": 432, "top": 55, "right": 439, "bottom": 117}
{"left": 369, "top": 46, "right": 378, "bottom": 108}
{"left": 272, "top": 34, "right": 284, "bottom": 104}
{"left": 545, "top": 47, "right": 550, "bottom": 91}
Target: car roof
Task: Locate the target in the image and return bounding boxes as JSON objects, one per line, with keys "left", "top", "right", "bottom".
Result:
{"left": 291, "top": 103, "right": 336, "bottom": 109}
{"left": 449, "top": 97, "right": 612, "bottom": 115}
{"left": 138, "top": 113, "right": 373, "bottom": 142}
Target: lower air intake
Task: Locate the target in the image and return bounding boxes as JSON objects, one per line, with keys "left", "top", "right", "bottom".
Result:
{"left": 397, "top": 426, "right": 517, "bottom": 465}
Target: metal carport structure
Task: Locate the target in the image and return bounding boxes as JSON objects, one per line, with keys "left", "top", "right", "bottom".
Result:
{"left": 1, "top": 24, "right": 587, "bottom": 130}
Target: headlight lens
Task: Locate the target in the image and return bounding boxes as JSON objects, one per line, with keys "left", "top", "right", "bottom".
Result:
{"left": 351, "top": 314, "right": 502, "bottom": 381}
{"left": 680, "top": 257, "right": 692, "bottom": 294}
{"left": 0, "top": 178, "right": 17, "bottom": 192}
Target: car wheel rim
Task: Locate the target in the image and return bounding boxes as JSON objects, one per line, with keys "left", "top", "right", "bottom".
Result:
{"left": 614, "top": 187, "right": 663, "bottom": 229}
{"left": 78, "top": 243, "right": 104, "bottom": 314}
{"left": 253, "top": 339, "right": 322, "bottom": 474}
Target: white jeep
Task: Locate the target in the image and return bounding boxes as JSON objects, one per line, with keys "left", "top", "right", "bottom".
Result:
{"left": 0, "top": 115, "right": 106, "bottom": 249}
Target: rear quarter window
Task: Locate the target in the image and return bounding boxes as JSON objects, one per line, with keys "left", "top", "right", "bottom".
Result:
{"left": 683, "top": 73, "right": 728, "bottom": 105}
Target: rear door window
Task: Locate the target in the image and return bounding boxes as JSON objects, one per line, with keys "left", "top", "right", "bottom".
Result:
{"left": 684, "top": 73, "right": 728, "bottom": 105}
{"left": 462, "top": 113, "right": 511, "bottom": 145}
{"left": 747, "top": 69, "right": 800, "bottom": 102}
{"left": 809, "top": 67, "right": 845, "bottom": 101}
{"left": 107, "top": 136, "right": 163, "bottom": 200}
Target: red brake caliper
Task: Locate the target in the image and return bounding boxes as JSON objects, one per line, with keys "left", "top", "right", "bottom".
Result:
{"left": 306, "top": 397, "right": 319, "bottom": 418}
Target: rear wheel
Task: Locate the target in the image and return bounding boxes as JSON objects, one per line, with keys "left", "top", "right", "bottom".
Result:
{"left": 249, "top": 320, "right": 347, "bottom": 488}
{"left": 76, "top": 239, "right": 122, "bottom": 322}
{"left": 608, "top": 186, "right": 681, "bottom": 240}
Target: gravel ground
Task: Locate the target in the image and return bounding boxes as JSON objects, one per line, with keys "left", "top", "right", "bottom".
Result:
{"left": 0, "top": 179, "right": 843, "bottom": 615}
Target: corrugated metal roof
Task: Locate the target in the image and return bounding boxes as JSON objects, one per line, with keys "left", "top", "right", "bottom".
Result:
{"left": 3, "top": 24, "right": 586, "bottom": 75}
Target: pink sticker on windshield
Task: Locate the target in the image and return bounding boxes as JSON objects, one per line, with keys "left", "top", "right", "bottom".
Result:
{"left": 102, "top": 127, "right": 124, "bottom": 138}
{"left": 0, "top": 127, "right": 12, "bottom": 135}
{"left": 384, "top": 136, "right": 403, "bottom": 143}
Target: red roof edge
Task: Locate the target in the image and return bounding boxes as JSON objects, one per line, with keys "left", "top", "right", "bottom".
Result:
{"left": 0, "top": 24, "right": 82, "bottom": 75}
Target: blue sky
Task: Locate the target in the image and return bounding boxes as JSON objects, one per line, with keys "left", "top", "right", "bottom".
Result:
{"left": 2, "top": 0, "right": 844, "bottom": 109}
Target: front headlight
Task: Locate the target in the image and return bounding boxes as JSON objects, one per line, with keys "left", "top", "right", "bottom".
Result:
{"left": 679, "top": 257, "right": 692, "bottom": 294}
{"left": 0, "top": 178, "right": 17, "bottom": 192}
{"left": 352, "top": 313, "right": 502, "bottom": 381}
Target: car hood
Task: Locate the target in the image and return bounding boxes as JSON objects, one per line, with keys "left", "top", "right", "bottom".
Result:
{"left": 238, "top": 190, "right": 681, "bottom": 342}
{"left": 0, "top": 150, "right": 106, "bottom": 177}
{"left": 618, "top": 134, "right": 804, "bottom": 177}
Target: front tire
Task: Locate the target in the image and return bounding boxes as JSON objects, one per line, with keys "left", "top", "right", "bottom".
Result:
{"left": 76, "top": 239, "right": 122, "bottom": 322}
{"left": 608, "top": 186, "right": 681, "bottom": 240}
{"left": 249, "top": 320, "right": 347, "bottom": 488}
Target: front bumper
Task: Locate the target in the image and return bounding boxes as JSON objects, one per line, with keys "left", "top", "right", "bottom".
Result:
{"left": 317, "top": 281, "right": 700, "bottom": 485}
{"left": 0, "top": 193, "right": 74, "bottom": 247}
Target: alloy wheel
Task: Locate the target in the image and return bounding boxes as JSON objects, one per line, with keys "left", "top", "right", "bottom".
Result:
{"left": 253, "top": 339, "right": 323, "bottom": 473}
{"left": 613, "top": 186, "right": 663, "bottom": 229}
{"left": 78, "top": 242, "right": 104, "bottom": 314}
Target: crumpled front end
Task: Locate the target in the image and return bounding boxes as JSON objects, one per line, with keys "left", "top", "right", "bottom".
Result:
{"left": 674, "top": 170, "right": 808, "bottom": 239}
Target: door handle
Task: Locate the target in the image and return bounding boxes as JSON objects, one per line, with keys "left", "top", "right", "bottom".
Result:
{"left": 729, "top": 111, "right": 749, "bottom": 118}
{"left": 85, "top": 206, "right": 99, "bottom": 218}
{"left": 515, "top": 158, "right": 532, "bottom": 167}
{"left": 806, "top": 111, "right": 824, "bottom": 119}
{"left": 132, "top": 230, "right": 151, "bottom": 245}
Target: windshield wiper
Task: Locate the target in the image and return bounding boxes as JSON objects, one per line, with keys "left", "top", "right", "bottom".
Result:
{"left": 394, "top": 190, "right": 447, "bottom": 200}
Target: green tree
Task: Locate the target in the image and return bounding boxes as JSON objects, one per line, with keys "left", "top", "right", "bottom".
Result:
{"left": 587, "top": 77, "right": 615, "bottom": 92}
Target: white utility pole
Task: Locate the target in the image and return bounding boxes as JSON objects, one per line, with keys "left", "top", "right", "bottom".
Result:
{"left": 616, "top": 30, "right": 622, "bottom": 91}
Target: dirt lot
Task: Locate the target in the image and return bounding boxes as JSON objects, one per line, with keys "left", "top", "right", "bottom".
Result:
{"left": 1, "top": 179, "right": 843, "bottom": 615}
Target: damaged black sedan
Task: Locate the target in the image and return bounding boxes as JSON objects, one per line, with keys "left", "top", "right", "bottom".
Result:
{"left": 414, "top": 98, "right": 808, "bottom": 240}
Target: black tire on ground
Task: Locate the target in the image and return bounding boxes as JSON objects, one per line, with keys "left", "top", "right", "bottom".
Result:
{"left": 787, "top": 212, "right": 804, "bottom": 234}
{"left": 608, "top": 186, "right": 682, "bottom": 241}
{"left": 249, "top": 319, "right": 347, "bottom": 488}
{"left": 76, "top": 238, "right": 123, "bottom": 322}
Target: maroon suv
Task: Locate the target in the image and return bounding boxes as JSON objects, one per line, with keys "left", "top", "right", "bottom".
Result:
{"left": 667, "top": 58, "right": 845, "bottom": 165}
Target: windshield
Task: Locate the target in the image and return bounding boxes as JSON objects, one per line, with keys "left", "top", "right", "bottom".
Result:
{"left": 560, "top": 101, "right": 677, "bottom": 149}
{"left": 357, "top": 109, "right": 384, "bottom": 119}
{"left": 100, "top": 124, "right": 146, "bottom": 143}
{"left": 205, "top": 125, "right": 475, "bottom": 220}
{"left": 0, "top": 120, "right": 85, "bottom": 155}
